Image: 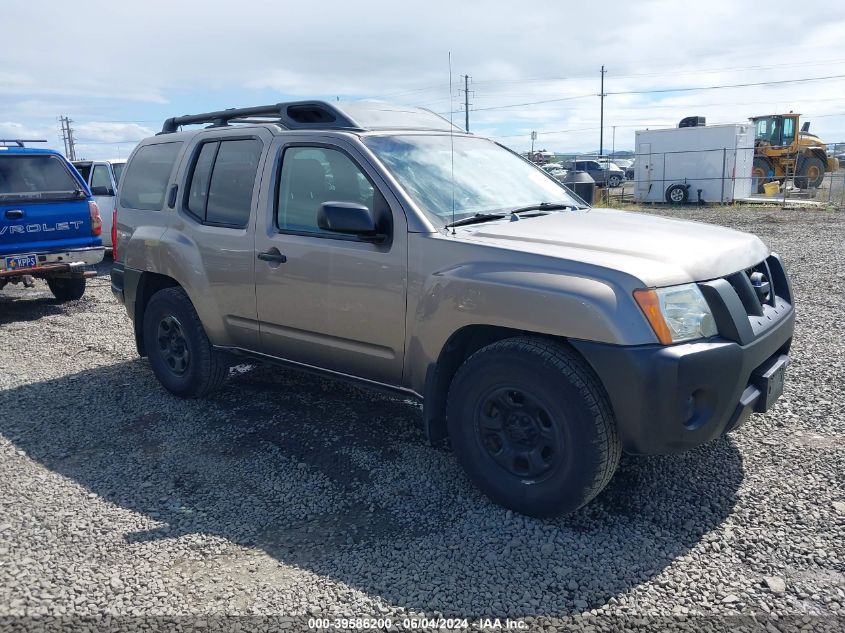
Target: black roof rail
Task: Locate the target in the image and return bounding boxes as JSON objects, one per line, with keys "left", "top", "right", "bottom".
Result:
{"left": 160, "top": 101, "right": 364, "bottom": 134}
{"left": 0, "top": 139, "right": 48, "bottom": 147}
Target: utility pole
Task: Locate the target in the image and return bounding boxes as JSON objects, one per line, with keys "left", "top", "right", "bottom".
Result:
{"left": 67, "top": 118, "right": 77, "bottom": 161}
{"left": 59, "top": 117, "right": 68, "bottom": 157}
{"left": 599, "top": 65, "right": 606, "bottom": 157}
{"left": 531, "top": 131, "right": 537, "bottom": 157}
{"left": 458, "top": 74, "right": 472, "bottom": 132}
{"left": 58, "top": 116, "right": 77, "bottom": 161}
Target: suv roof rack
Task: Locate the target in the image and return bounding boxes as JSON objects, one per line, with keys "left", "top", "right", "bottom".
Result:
{"left": 0, "top": 139, "right": 48, "bottom": 147}
{"left": 160, "top": 101, "right": 363, "bottom": 134}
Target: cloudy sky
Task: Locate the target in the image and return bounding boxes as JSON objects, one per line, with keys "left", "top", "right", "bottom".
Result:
{"left": 3, "top": 0, "right": 845, "bottom": 159}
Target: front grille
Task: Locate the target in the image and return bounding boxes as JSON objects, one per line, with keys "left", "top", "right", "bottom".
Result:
{"left": 726, "top": 259, "right": 777, "bottom": 317}
{"left": 698, "top": 254, "right": 793, "bottom": 345}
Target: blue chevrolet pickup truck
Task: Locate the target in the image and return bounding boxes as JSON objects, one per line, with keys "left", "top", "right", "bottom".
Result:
{"left": 0, "top": 141, "right": 104, "bottom": 300}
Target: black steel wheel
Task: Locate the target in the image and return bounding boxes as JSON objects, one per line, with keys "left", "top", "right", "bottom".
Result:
{"left": 447, "top": 337, "right": 620, "bottom": 517}
{"left": 143, "top": 287, "right": 228, "bottom": 398}
{"left": 475, "top": 387, "right": 561, "bottom": 481}
{"left": 156, "top": 315, "right": 190, "bottom": 375}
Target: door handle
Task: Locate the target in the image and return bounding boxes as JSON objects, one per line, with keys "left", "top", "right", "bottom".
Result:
{"left": 257, "top": 248, "right": 287, "bottom": 264}
{"left": 5, "top": 209, "right": 23, "bottom": 219}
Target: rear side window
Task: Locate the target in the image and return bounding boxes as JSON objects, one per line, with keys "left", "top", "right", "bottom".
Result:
{"left": 0, "top": 155, "right": 82, "bottom": 201}
{"left": 120, "top": 142, "right": 181, "bottom": 211}
{"left": 185, "top": 138, "right": 262, "bottom": 227}
{"left": 111, "top": 163, "right": 125, "bottom": 184}
{"left": 91, "top": 164, "right": 112, "bottom": 190}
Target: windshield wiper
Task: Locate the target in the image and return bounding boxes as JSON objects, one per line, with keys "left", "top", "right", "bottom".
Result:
{"left": 510, "top": 202, "right": 581, "bottom": 214}
{"left": 444, "top": 213, "right": 507, "bottom": 229}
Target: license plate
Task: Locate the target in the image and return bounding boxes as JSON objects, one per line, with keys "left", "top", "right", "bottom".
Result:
{"left": 4, "top": 253, "right": 38, "bottom": 271}
{"left": 753, "top": 355, "right": 788, "bottom": 412}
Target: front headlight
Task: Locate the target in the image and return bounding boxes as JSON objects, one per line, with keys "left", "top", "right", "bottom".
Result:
{"left": 634, "top": 283, "right": 718, "bottom": 344}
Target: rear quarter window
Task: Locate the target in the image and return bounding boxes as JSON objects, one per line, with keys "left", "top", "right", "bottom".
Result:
{"left": 119, "top": 142, "right": 182, "bottom": 210}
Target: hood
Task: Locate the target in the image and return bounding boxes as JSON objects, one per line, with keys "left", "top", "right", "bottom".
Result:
{"left": 462, "top": 208, "right": 769, "bottom": 287}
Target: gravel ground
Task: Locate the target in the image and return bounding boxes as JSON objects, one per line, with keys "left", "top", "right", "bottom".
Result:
{"left": 0, "top": 206, "right": 843, "bottom": 631}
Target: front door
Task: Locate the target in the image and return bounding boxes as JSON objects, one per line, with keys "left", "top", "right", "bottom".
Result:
{"left": 254, "top": 138, "right": 408, "bottom": 385}
{"left": 90, "top": 163, "right": 116, "bottom": 244}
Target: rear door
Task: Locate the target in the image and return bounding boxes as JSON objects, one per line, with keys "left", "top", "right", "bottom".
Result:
{"left": 0, "top": 152, "right": 95, "bottom": 256}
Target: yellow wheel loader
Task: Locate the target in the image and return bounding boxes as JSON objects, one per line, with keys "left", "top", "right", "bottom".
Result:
{"left": 750, "top": 113, "right": 839, "bottom": 191}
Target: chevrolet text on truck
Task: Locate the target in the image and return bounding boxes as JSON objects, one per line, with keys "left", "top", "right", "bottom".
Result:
{"left": 111, "top": 102, "right": 794, "bottom": 517}
{"left": 0, "top": 140, "right": 104, "bottom": 300}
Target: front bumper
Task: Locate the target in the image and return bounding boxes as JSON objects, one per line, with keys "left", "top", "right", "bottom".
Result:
{"left": 0, "top": 247, "right": 104, "bottom": 279}
{"left": 571, "top": 304, "right": 794, "bottom": 455}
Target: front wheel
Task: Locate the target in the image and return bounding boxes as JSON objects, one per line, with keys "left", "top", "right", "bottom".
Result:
{"left": 795, "top": 156, "right": 825, "bottom": 189}
{"left": 47, "top": 277, "right": 86, "bottom": 301}
{"left": 446, "top": 337, "right": 620, "bottom": 517}
{"left": 607, "top": 175, "right": 622, "bottom": 188}
{"left": 142, "top": 287, "right": 229, "bottom": 398}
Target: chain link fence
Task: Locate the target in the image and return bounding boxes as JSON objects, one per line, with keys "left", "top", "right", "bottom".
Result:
{"left": 547, "top": 146, "right": 845, "bottom": 209}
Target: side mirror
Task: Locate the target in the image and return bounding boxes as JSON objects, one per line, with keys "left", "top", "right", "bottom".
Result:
{"left": 317, "top": 202, "right": 384, "bottom": 242}
{"left": 90, "top": 186, "right": 115, "bottom": 196}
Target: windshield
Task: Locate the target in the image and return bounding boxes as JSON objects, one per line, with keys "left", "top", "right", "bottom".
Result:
{"left": 363, "top": 134, "right": 583, "bottom": 225}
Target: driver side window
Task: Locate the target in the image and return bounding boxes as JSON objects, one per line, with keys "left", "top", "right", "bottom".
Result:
{"left": 276, "top": 146, "right": 376, "bottom": 234}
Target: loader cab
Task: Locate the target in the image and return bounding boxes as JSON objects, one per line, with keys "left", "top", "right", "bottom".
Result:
{"left": 752, "top": 115, "right": 798, "bottom": 149}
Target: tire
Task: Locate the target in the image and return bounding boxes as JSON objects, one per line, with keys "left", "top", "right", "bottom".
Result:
{"left": 795, "top": 155, "right": 825, "bottom": 189}
{"left": 607, "top": 175, "right": 622, "bottom": 188}
{"left": 752, "top": 157, "right": 774, "bottom": 193}
{"left": 446, "top": 337, "right": 620, "bottom": 517}
{"left": 665, "top": 184, "right": 689, "bottom": 204}
{"left": 142, "top": 287, "right": 228, "bottom": 398}
{"left": 47, "top": 277, "right": 86, "bottom": 301}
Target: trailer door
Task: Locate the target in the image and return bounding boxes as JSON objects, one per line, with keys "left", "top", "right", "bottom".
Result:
{"left": 636, "top": 142, "right": 652, "bottom": 198}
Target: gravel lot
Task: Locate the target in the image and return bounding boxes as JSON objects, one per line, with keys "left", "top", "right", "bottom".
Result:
{"left": 0, "top": 206, "right": 843, "bottom": 630}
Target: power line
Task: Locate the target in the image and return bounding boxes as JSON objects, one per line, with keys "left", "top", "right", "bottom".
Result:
{"left": 470, "top": 57, "right": 845, "bottom": 87}
{"left": 457, "top": 73, "right": 845, "bottom": 115}
{"left": 606, "top": 73, "right": 845, "bottom": 96}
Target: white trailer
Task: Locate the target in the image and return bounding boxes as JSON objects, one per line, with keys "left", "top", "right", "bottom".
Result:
{"left": 634, "top": 124, "right": 754, "bottom": 204}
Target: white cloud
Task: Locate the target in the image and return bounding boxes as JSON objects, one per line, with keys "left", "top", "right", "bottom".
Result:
{"left": 2, "top": 0, "right": 844, "bottom": 157}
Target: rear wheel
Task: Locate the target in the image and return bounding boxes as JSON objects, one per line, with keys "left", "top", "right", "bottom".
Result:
{"left": 795, "top": 155, "right": 825, "bottom": 189}
{"left": 142, "top": 287, "right": 228, "bottom": 398}
{"left": 752, "top": 157, "right": 774, "bottom": 193}
{"left": 47, "top": 277, "right": 86, "bottom": 301}
{"left": 446, "top": 337, "right": 620, "bottom": 517}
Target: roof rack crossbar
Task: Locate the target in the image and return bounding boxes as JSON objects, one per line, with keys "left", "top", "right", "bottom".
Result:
{"left": 0, "top": 139, "right": 48, "bottom": 147}
{"left": 160, "top": 101, "right": 363, "bottom": 134}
